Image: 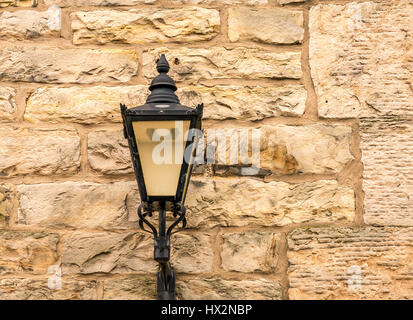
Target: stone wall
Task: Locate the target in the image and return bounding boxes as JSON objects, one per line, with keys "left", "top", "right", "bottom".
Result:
{"left": 0, "top": 0, "right": 411, "bottom": 300}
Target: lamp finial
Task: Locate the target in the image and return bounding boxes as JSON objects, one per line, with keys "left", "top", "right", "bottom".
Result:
{"left": 157, "top": 54, "right": 170, "bottom": 74}
{"left": 146, "top": 54, "right": 179, "bottom": 104}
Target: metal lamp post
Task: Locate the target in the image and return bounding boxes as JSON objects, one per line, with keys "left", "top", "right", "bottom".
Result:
{"left": 120, "top": 54, "right": 203, "bottom": 300}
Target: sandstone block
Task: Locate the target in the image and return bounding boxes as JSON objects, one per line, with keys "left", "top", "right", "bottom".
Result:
{"left": 45, "top": 0, "right": 156, "bottom": 6}
{"left": 0, "top": 87, "right": 16, "bottom": 122}
{"left": 17, "top": 181, "right": 139, "bottom": 230}
{"left": 0, "top": 231, "right": 58, "bottom": 275}
{"left": 88, "top": 130, "right": 133, "bottom": 175}
{"left": 0, "top": 128, "right": 80, "bottom": 177}
{"left": 279, "top": 0, "right": 307, "bottom": 4}
{"left": 25, "top": 85, "right": 147, "bottom": 124}
{"left": 0, "top": 0, "right": 35, "bottom": 7}
{"left": 103, "top": 276, "right": 156, "bottom": 300}
{"left": 170, "top": 0, "right": 267, "bottom": 4}
{"left": 25, "top": 84, "right": 305, "bottom": 124}
{"left": 143, "top": 47, "right": 302, "bottom": 82}
{"left": 310, "top": 1, "right": 413, "bottom": 118}
{"left": 206, "top": 123, "right": 353, "bottom": 174}
{"left": 177, "top": 278, "right": 283, "bottom": 300}
{"left": 72, "top": 8, "right": 220, "bottom": 45}
{"left": 288, "top": 226, "right": 413, "bottom": 299}
{"left": 260, "top": 124, "right": 353, "bottom": 174}
{"left": 228, "top": 8, "right": 304, "bottom": 44}
{"left": 0, "top": 6, "right": 60, "bottom": 40}
{"left": 178, "top": 84, "right": 306, "bottom": 120}
{"left": 361, "top": 117, "right": 413, "bottom": 226}
{"left": 186, "top": 178, "right": 355, "bottom": 228}
{"left": 0, "top": 47, "right": 138, "bottom": 84}
{"left": 221, "top": 231, "right": 279, "bottom": 273}
{"left": 61, "top": 230, "right": 212, "bottom": 275}
{"left": 0, "top": 184, "right": 13, "bottom": 227}
{"left": 171, "top": 233, "right": 213, "bottom": 274}
{"left": 62, "top": 231, "right": 156, "bottom": 274}
{"left": 0, "top": 278, "right": 97, "bottom": 300}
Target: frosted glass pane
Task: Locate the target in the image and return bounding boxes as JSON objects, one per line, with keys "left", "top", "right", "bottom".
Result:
{"left": 132, "top": 120, "right": 190, "bottom": 197}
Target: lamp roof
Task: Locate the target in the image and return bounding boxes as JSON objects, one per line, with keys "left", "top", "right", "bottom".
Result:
{"left": 123, "top": 54, "right": 203, "bottom": 117}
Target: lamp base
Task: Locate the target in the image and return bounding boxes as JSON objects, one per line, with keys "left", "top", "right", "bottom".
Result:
{"left": 157, "top": 264, "right": 176, "bottom": 300}
{"left": 157, "top": 291, "right": 176, "bottom": 300}
{"left": 137, "top": 203, "right": 185, "bottom": 301}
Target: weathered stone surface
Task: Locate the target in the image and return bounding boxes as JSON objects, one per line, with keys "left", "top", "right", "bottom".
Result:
{"left": 88, "top": 130, "right": 133, "bottom": 175}
{"left": 361, "top": 117, "right": 413, "bottom": 226}
{"left": 288, "top": 226, "right": 413, "bottom": 299}
{"left": 72, "top": 8, "right": 220, "bottom": 45}
{"left": 171, "top": 233, "right": 213, "bottom": 274}
{"left": 0, "top": 0, "right": 35, "bottom": 7}
{"left": 0, "top": 278, "right": 97, "bottom": 300}
{"left": 45, "top": 0, "right": 156, "bottom": 6}
{"left": 143, "top": 47, "right": 302, "bottom": 82}
{"left": 310, "top": 1, "right": 413, "bottom": 118}
{"left": 62, "top": 231, "right": 156, "bottom": 274}
{"left": 279, "top": 0, "right": 307, "bottom": 4}
{"left": 25, "top": 84, "right": 305, "bottom": 124}
{"left": 0, "top": 87, "right": 16, "bottom": 122}
{"left": 0, "top": 231, "right": 58, "bottom": 274}
{"left": 0, "top": 6, "right": 60, "bottom": 40}
{"left": 228, "top": 8, "right": 304, "bottom": 44}
{"left": 50, "top": 0, "right": 269, "bottom": 4}
{"left": 103, "top": 276, "right": 156, "bottom": 300}
{"left": 260, "top": 124, "right": 353, "bottom": 174}
{"left": 177, "top": 278, "right": 283, "bottom": 300}
{"left": 171, "top": 0, "right": 266, "bottom": 4}
{"left": 0, "top": 128, "right": 80, "bottom": 177}
{"left": 178, "top": 84, "right": 306, "bottom": 120}
{"left": 221, "top": 231, "right": 279, "bottom": 273}
{"left": 0, "top": 47, "right": 138, "bottom": 84}
{"left": 18, "top": 181, "right": 139, "bottom": 230}
{"left": 207, "top": 124, "right": 353, "bottom": 174}
{"left": 61, "top": 230, "right": 213, "bottom": 275}
{"left": 0, "top": 184, "right": 13, "bottom": 227}
{"left": 25, "top": 86, "right": 147, "bottom": 124}
{"left": 186, "top": 178, "right": 355, "bottom": 228}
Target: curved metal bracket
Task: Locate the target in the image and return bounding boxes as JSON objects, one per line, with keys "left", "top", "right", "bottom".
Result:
{"left": 137, "top": 202, "right": 187, "bottom": 300}
{"left": 137, "top": 204, "right": 157, "bottom": 237}
{"left": 137, "top": 202, "right": 187, "bottom": 237}
{"left": 168, "top": 203, "right": 186, "bottom": 236}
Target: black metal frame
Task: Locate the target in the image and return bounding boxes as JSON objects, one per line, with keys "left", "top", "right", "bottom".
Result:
{"left": 120, "top": 54, "right": 203, "bottom": 300}
{"left": 121, "top": 107, "right": 202, "bottom": 204}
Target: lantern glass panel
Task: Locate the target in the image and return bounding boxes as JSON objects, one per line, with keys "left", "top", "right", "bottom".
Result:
{"left": 132, "top": 120, "right": 190, "bottom": 197}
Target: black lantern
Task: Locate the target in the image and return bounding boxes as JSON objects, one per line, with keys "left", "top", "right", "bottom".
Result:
{"left": 120, "top": 54, "right": 203, "bottom": 300}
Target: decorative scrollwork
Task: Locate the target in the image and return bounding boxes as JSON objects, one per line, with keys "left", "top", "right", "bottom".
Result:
{"left": 137, "top": 202, "right": 187, "bottom": 237}
{"left": 137, "top": 204, "right": 157, "bottom": 237}
{"left": 167, "top": 203, "right": 186, "bottom": 236}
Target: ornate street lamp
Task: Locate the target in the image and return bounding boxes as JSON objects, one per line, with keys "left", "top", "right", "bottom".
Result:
{"left": 120, "top": 54, "right": 203, "bottom": 300}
